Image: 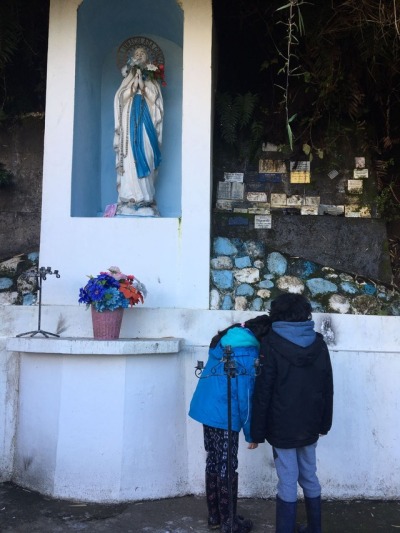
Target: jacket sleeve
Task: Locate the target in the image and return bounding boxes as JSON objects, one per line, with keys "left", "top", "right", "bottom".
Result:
{"left": 320, "top": 346, "right": 334, "bottom": 435}
{"left": 250, "top": 345, "right": 276, "bottom": 443}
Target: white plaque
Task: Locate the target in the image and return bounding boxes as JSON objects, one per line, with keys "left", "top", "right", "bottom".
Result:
{"left": 216, "top": 200, "right": 233, "bottom": 211}
{"left": 217, "top": 181, "right": 231, "bottom": 199}
{"left": 231, "top": 182, "right": 245, "bottom": 200}
{"left": 347, "top": 179, "right": 363, "bottom": 193}
{"left": 318, "top": 204, "right": 345, "bottom": 216}
{"left": 301, "top": 205, "right": 319, "bottom": 215}
{"left": 254, "top": 215, "right": 272, "bottom": 229}
{"left": 305, "top": 196, "right": 320, "bottom": 206}
{"left": 259, "top": 159, "right": 286, "bottom": 173}
{"left": 271, "top": 193, "right": 287, "bottom": 207}
{"left": 353, "top": 169, "right": 369, "bottom": 179}
{"left": 355, "top": 157, "right": 365, "bottom": 169}
{"left": 287, "top": 195, "right": 303, "bottom": 207}
{"left": 249, "top": 207, "right": 271, "bottom": 214}
{"left": 345, "top": 205, "right": 361, "bottom": 217}
{"left": 328, "top": 169, "right": 339, "bottom": 180}
{"left": 224, "top": 172, "right": 244, "bottom": 182}
{"left": 290, "top": 161, "right": 310, "bottom": 171}
{"left": 360, "top": 206, "right": 371, "bottom": 218}
{"left": 247, "top": 192, "right": 268, "bottom": 202}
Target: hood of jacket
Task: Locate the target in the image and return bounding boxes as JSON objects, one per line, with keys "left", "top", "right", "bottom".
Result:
{"left": 270, "top": 321, "right": 322, "bottom": 367}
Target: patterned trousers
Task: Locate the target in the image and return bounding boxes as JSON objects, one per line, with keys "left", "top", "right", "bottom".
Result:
{"left": 203, "top": 424, "right": 239, "bottom": 479}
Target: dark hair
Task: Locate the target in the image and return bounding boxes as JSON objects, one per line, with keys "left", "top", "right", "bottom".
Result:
{"left": 209, "top": 314, "right": 271, "bottom": 348}
{"left": 269, "top": 293, "right": 312, "bottom": 323}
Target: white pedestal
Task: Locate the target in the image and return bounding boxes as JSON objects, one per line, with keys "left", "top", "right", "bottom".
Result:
{"left": 7, "top": 337, "right": 186, "bottom": 502}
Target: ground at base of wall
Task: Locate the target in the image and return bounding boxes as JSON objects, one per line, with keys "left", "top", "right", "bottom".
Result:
{"left": 0, "top": 482, "right": 399, "bottom": 532}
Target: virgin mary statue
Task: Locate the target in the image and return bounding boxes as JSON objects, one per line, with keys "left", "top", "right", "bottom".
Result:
{"left": 113, "top": 37, "right": 165, "bottom": 216}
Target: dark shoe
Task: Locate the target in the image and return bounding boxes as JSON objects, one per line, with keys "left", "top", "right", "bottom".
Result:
{"left": 298, "top": 496, "right": 321, "bottom": 533}
{"left": 206, "top": 472, "right": 220, "bottom": 529}
{"left": 276, "top": 495, "right": 297, "bottom": 533}
{"left": 217, "top": 475, "right": 253, "bottom": 533}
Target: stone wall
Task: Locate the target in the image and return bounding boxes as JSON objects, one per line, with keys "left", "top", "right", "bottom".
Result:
{"left": 0, "top": 115, "right": 44, "bottom": 261}
{"left": 210, "top": 236, "right": 400, "bottom": 315}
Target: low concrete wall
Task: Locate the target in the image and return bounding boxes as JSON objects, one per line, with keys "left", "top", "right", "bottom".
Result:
{"left": 1, "top": 305, "right": 400, "bottom": 500}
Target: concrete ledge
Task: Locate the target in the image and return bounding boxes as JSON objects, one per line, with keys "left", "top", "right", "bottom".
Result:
{"left": 6, "top": 336, "right": 183, "bottom": 355}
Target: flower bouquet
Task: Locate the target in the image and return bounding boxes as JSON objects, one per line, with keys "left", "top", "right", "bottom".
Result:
{"left": 79, "top": 267, "right": 147, "bottom": 340}
{"left": 78, "top": 266, "right": 147, "bottom": 312}
{"left": 125, "top": 58, "right": 167, "bottom": 86}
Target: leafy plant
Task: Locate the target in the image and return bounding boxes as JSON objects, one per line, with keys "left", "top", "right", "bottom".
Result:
{"left": 214, "top": 91, "right": 264, "bottom": 168}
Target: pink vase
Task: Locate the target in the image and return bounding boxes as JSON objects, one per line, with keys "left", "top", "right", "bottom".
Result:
{"left": 91, "top": 307, "right": 124, "bottom": 339}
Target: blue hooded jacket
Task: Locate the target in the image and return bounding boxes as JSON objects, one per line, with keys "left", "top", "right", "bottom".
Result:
{"left": 188, "top": 327, "right": 260, "bottom": 442}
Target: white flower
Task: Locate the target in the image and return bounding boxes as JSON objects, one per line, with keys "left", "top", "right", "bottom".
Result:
{"left": 146, "top": 63, "right": 158, "bottom": 71}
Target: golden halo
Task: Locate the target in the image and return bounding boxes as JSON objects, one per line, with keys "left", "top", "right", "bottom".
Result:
{"left": 116, "top": 36, "right": 165, "bottom": 70}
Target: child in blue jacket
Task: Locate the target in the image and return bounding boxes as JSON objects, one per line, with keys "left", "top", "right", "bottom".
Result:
{"left": 189, "top": 315, "right": 270, "bottom": 533}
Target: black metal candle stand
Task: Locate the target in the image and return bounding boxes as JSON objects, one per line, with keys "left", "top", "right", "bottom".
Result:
{"left": 16, "top": 266, "right": 61, "bottom": 338}
{"left": 195, "top": 345, "right": 262, "bottom": 533}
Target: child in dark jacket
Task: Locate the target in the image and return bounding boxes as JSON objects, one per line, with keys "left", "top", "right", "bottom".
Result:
{"left": 251, "top": 294, "right": 333, "bottom": 533}
{"left": 189, "top": 315, "right": 271, "bottom": 533}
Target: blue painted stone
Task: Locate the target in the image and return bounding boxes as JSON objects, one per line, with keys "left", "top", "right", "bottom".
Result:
{"left": 23, "top": 293, "right": 36, "bottom": 306}
{"left": 228, "top": 216, "right": 249, "bottom": 226}
{"left": 362, "top": 283, "right": 377, "bottom": 295}
{"left": 0, "top": 278, "right": 13, "bottom": 290}
{"left": 310, "top": 300, "right": 325, "bottom": 313}
{"left": 27, "top": 252, "right": 39, "bottom": 262}
{"left": 258, "top": 173, "right": 284, "bottom": 183}
{"left": 214, "top": 237, "right": 238, "bottom": 256}
{"left": 259, "top": 279, "right": 274, "bottom": 289}
{"left": 306, "top": 278, "right": 337, "bottom": 296}
{"left": 211, "top": 270, "right": 234, "bottom": 290}
{"left": 340, "top": 282, "right": 359, "bottom": 295}
{"left": 251, "top": 298, "right": 263, "bottom": 311}
{"left": 236, "top": 283, "right": 255, "bottom": 297}
{"left": 302, "top": 260, "right": 318, "bottom": 278}
{"left": 264, "top": 274, "right": 274, "bottom": 280}
{"left": 221, "top": 295, "right": 233, "bottom": 310}
{"left": 235, "top": 256, "right": 251, "bottom": 269}
{"left": 267, "top": 252, "right": 287, "bottom": 275}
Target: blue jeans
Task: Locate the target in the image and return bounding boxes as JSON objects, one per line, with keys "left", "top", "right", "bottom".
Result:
{"left": 273, "top": 443, "right": 321, "bottom": 502}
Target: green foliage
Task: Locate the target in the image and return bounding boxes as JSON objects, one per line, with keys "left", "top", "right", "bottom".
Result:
{"left": 215, "top": 92, "right": 264, "bottom": 168}
{"left": 0, "top": 0, "right": 49, "bottom": 118}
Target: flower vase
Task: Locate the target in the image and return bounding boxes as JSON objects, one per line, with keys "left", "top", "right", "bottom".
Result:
{"left": 91, "top": 307, "right": 124, "bottom": 340}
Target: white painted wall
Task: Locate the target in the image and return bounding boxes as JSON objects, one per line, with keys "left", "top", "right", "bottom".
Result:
{"left": 2, "top": 307, "right": 400, "bottom": 500}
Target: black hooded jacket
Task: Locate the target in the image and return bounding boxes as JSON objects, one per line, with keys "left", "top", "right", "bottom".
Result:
{"left": 251, "top": 325, "right": 333, "bottom": 449}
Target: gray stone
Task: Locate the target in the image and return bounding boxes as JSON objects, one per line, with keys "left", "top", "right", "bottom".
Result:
{"left": 210, "top": 289, "right": 220, "bottom": 310}
{"left": 276, "top": 275, "right": 304, "bottom": 294}
{"left": 243, "top": 241, "right": 265, "bottom": 258}
{"left": 329, "top": 294, "right": 350, "bottom": 314}
{"left": 257, "top": 289, "right": 271, "bottom": 299}
{"left": 234, "top": 268, "right": 260, "bottom": 284}
{"left": 235, "top": 296, "right": 248, "bottom": 310}
{"left": 211, "top": 256, "right": 233, "bottom": 270}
